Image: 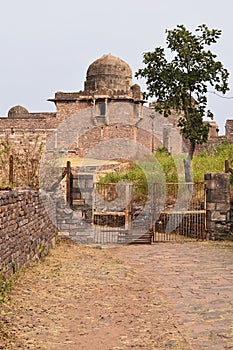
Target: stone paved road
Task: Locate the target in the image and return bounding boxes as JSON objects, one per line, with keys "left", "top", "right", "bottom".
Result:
{"left": 112, "top": 242, "right": 233, "bottom": 350}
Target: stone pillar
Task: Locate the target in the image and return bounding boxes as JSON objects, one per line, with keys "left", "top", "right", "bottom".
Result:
{"left": 205, "top": 173, "right": 231, "bottom": 240}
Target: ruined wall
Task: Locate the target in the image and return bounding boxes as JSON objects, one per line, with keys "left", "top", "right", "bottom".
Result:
{"left": 0, "top": 113, "right": 59, "bottom": 153}
{"left": 226, "top": 120, "right": 233, "bottom": 142}
{"left": 0, "top": 113, "right": 57, "bottom": 130}
{"left": 195, "top": 136, "right": 227, "bottom": 155}
{"left": 0, "top": 129, "right": 48, "bottom": 147}
{"left": 205, "top": 173, "right": 232, "bottom": 240}
{"left": 0, "top": 190, "right": 57, "bottom": 276}
{"left": 2, "top": 99, "right": 224, "bottom": 160}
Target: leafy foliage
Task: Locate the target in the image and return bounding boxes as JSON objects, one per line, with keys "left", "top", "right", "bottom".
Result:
{"left": 136, "top": 24, "right": 230, "bottom": 158}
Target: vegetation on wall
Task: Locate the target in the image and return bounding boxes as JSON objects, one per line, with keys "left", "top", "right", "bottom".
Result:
{"left": 99, "top": 143, "right": 233, "bottom": 185}
{"left": 1, "top": 135, "right": 232, "bottom": 191}
{"left": 0, "top": 134, "right": 44, "bottom": 189}
{"left": 193, "top": 142, "right": 233, "bottom": 183}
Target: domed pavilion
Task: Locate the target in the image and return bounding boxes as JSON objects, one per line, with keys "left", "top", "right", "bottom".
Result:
{"left": 84, "top": 54, "right": 135, "bottom": 96}
{"left": 0, "top": 54, "right": 186, "bottom": 157}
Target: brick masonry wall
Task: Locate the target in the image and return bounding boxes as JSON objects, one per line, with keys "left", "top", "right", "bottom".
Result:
{"left": 0, "top": 189, "right": 57, "bottom": 276}
{"left": 0, "top": 113, "right": 57, "bottom": 130}
{"left": 77, "top": 124, "right": 162, "bottom": 158}
{"left": 2, "top": 102, "right": 228, "bottom": 168}
{"left": 0, "top": 101, "right": 184, "bottom": 160}
{"left": 56, "top": 101, "right": 91, "bottom": 122}
{"left": 195, "top": 136, "right": 227, "bottom": 155}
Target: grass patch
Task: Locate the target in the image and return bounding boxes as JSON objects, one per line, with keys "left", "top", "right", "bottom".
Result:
{"left": 98, "top": 151, "right": 182, "bottom": 185}
{"left": 192, "top": 142, "right": 233, "bottom": 183}
{"left": 0, "top": 272, "right": 14, "bottom": 304}
{"left": 99, "top": 143, "right": 233, "bottom": 185}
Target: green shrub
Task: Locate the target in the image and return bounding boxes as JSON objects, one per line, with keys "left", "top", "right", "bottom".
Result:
{"left": 99, "top": 143, "right": 233, "bottom": 187}
{"left": 192, "top": 142, "right": 233, "bottom": 182}
{"left": 98, "top": 162, "right": 147, "bottom": 185}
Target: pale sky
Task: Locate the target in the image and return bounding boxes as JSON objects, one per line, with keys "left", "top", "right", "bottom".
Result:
{"left": 0, "top": 0, "right": 232, "bottom": 134}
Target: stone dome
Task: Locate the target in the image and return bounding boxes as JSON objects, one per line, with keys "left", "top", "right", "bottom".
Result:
{"left": 8, "top": 105, "right": 29, "bottom": 118}
{"left": 84, "top": 54, "right": 133, "bottom": 95}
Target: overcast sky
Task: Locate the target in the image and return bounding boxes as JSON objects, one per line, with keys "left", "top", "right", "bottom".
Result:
{"left": 0, "top": 0, "right": 232, "bottom": 134}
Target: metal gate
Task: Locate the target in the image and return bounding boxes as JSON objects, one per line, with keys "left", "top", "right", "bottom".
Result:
{"left": 60, "top": 163, "right": 206, "bottom": 244}
{"left": 92, "top": 181, "right": 206, "bottom": 244}
{"left": 151, "top": 182, "right": 206, "bottom": 242}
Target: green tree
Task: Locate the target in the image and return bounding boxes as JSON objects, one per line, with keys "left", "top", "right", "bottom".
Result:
{"left": 136, "top": 24, "right": 229, "bottom": 162}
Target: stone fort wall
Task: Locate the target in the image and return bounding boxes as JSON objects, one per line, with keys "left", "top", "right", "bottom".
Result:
{"left": 0, "top": 189, "right": 57, "bottom": 276}
{"left": 0, "top": 53, "right": 231, "bottom": 166}
{"left": 0, "top": 98, "right": 186, "bottom": 161}
{"left": 0, "top": 105, "right": 230, "bottom": 162}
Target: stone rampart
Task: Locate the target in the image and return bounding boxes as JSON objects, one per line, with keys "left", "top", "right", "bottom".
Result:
{"left": 0, "top": 189, "right": 57, "bottom": 276}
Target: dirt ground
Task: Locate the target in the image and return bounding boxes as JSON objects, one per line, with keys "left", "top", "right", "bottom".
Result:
{"left": 2, "top": 240, "right": 233, "bottom": 350}
{"left": 0, "top": 239, "right": 190, "bottom": 350}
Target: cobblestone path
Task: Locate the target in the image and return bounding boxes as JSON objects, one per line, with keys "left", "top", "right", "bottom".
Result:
{"left": 112, "top": 242, "right": 233, "bottom": 350}
{"left": 1, "top": 240, "right": 233, "bottom": 349}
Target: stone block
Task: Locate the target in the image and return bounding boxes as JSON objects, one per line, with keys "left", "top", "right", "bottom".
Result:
{"left": 205, "top": 179, "right": 217, "bottom": 190}
{"left": 205, "top": 173, "right": 230, "bottom": 190}
{"left": 216, "top": 203, "right": 231, "bottom": 211}
{"left": 204, "top": 173, "right": 212, "bottom": 181}
{"left": 206, "top": 202, "right": 216, "bottom": 211}
{"left": 210, "top": 211, "right": 226, "bottom": 221}
{"left": 58, "top": 231, "right": 70, "bottom": 237}
{"left": 206, "top": 189, "right": 230, "bottom": 203}
{"left": 206, "top": 221, "right": 216, "bottom": 230}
